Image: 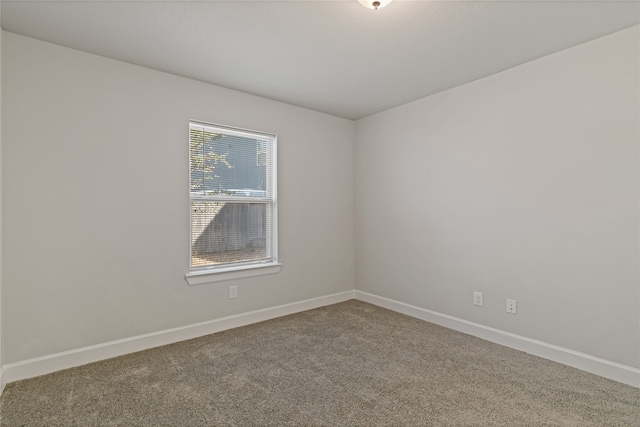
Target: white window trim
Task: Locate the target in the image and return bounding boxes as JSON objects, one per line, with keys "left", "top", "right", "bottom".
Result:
{"left": 187, "top": 120, "right": 280, "bottom": 284}
{"left": 185, "top": 262, "right": 282, "bottom": 286}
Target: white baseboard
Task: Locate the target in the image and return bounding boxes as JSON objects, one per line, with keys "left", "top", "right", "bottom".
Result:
{"left": 2, "top": 290, "right": 355, "bottom": 385}
{"left": 3, "top": 289, "right": 638, "bottom": 390}
{"left": 355, "top": 290, "right": 639, "bottom": 388}
{"left": 1, "top": 367, "right": 5, "bottom": 395}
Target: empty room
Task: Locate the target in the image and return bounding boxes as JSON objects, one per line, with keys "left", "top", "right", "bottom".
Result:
{"left": 0, "top": 0, "right": 638, "bottom": 425}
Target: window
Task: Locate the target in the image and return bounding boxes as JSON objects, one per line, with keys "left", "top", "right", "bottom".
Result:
{"left": 187, "top": 121, "right": 279, "bottom": 284}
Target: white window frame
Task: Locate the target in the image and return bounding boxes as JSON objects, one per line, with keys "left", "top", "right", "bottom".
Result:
{"left": 185, "top": 121, "right": 281, "bottom": 286}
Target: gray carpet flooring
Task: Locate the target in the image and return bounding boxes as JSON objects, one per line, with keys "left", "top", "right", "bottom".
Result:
{"left": 0, "top": 300, "right": 638, "bottom": 426}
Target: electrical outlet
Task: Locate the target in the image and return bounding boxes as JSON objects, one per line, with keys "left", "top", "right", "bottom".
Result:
{"left": 506, "top": 299, "right": 517, "bottom": 314}
{"left": 473, "top": 291, "right": 484, "bottom": 307}
{"left": 229, "top": 285, "right": 238, "bottom": 299}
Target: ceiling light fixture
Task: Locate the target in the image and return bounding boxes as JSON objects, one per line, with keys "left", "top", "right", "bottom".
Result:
{"left": 358, "top": 0, "right": 392, "bottom": 10}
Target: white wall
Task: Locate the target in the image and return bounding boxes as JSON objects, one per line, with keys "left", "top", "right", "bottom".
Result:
{"left": 2, "top": 23, "right": 638, "bottom": 382}
{"left": 355, "top": 26, "right": 639, "bottom": 368}
{"left": 0, "top": 10, "right": 4, "bottom": 393}
{"left": 2, "top": 32, "right": 355, "bottom": 364}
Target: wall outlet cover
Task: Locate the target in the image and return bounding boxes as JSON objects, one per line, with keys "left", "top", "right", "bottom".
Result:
{"left": 229, "top": 285, "right": 238, "bottom": 299}
{"left": 473, "top": 291, "right": 484, "bottom": 307}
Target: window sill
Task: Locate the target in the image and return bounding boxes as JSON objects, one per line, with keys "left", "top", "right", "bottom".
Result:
{"left": 185, "top": 263, "right": 282, "bottom": 286}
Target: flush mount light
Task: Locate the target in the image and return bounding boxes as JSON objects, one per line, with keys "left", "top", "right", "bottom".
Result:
{"left": 358, "top": 0, "right": 393, "bottom": 10}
